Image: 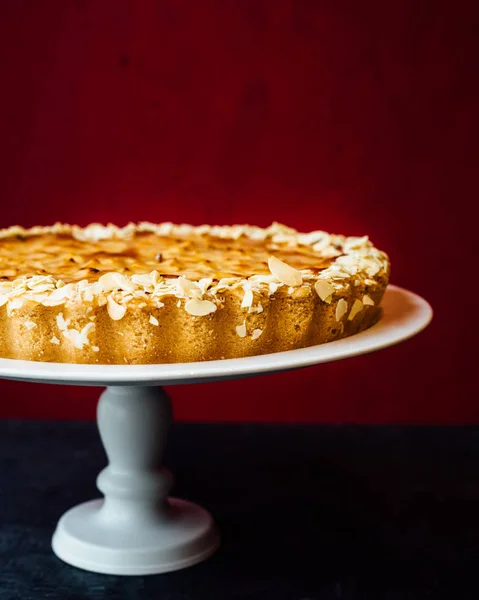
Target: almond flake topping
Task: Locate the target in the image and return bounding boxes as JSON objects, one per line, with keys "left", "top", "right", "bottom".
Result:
{"left": 198, "top": 278, "right": 213, "bottom": 295}
{"left": 177, "top": 276, "right": 202, "bottom": 299}
{"left": 131, "top": 273, "right": 154, "bottom": 288}
{"left": 0, "top": 282, "right": 13, "bottom": 294}
{"left": 366, "top": 263, "right": 381, "bottom": 277}
{"left": 0, "top": 223, "right": 389, "bottom": 323}
{"left": 268, "top": 282, "right": 280, "bottom": 295}
{"left": 241, "top": 285, "right": 254, "bottom": 309}
{"left": 151, "top": 270, "right": 162, "bottom": 286}
{"left": 107, "top": 296, "right": 127, "bottom": 320}
{"left": 62, "top": 322, "right": 96, "bottom": 350}
{"left": 251, "top": 328, "right": 263, "bottom": 340}
{"left": 149, "top": 315, "right": 159, "bottom": 326}
{"left": 99, "top": 272, "right": 136, "bottom": 293}
{"left": 249, "top": 304, "right": 264, "bottom": 314}
{"left": 42, "top": 284, "right": 76, "bottom": 306}
{"left": 50, "top": 336, "right": 60, "bottom": 345}
{"left": 348, "top": 298, "right": 363, "bottom": 321}
{"left": 236, "top": 321, "right": 247, "bottom": 338}
{"left": 184, "top": 298, "right": 217, "bottom": 316}
{"left": 314, "top": 280, "right": 334, "bottom": 302}
{"left": 268, "top": 256, "right": 303, "bottom": 287}
{"left": 24, "top": 321, "right": 37, "bottom": 330}
{"left": 56, "top": 313, "right": 70, "bottom": 331}
{"left": 343, "top": 236, "right": 369, "bottom": 251}
{"left": 7, "top": 297, "right": 24, "bottom": 316}
{"left": 335, "top": 299, "right": 348, "bottom": 322}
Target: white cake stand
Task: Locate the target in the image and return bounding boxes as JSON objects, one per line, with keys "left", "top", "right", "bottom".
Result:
{"left": 0, "top": 285, "right": 432, "bottom": 575}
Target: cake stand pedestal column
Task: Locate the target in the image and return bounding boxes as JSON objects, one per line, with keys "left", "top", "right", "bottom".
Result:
{"left": 52, "top": 385, "right": 220, "bottom": 575}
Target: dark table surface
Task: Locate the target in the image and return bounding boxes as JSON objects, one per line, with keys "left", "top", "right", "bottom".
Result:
{"left": 1, "top": 421, "right": 479, "bottom": 600}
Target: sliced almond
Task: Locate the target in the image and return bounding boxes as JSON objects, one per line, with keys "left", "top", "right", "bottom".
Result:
{"left": 150, "top": 270, "right": 162, "bottom": 286}
{"left": 236, "top": 321, "right": 247, "bottom": 338}
{"left": 107, "top": 296, "right": 127, "bottom": 320}
{"left": 198, "top": 277, "right": 213, "bottom": 294}
{"left": 366, "top": 263, "right": 381, "bottom": 277}
{"left": 24, "top": 321, "right": 37, "bottom": 330}
{"left": 149, "top": 315, "right": 159, "bottom": 326}
{"left": 131, "top": 273, "right": 154, "bottom": 288}
{"left": 268, "top": 282, "right": 279, "bottom": 295}
{"left": 249, "top": 304, "right": 264, "bottom": 314}
{"left": 56, "top": 312, "right": 69, "bottom": 331}
{"left": 241, "top": 287, "right": 254, "bottom": 309}
{"left": 50, "top": 336, "right": 60, "bottom": 345}
{"left": 177, "top": 276, "right": 202, "bottom": 299}
{"left": 7, "top": 297, "right": 24, "bottom": 316}
{"left": 251, "top": 328, "right": 263, "bottom": 340}
{"left": 268, "top": 256, "right": 302, "bottom": 287}
{"left": 363, "top": 295, "right": 375, "bottom": 306}
{"left": 348, "top": 298, "right": 363, "bottom": 321}
{"left": 314, "top": 280, "right": 334, "bottom": 302}
{"left": 26, "top": 280, "right": 55, "bottom": 292}
{"left": 62, "top": 322, "right": 96, "bottom": 350}
{"left": 99, "top": 272, "right": 135, "bottom": 293}
{"left": 335, "top": 298, "right": 348, "bottom": 321}
{"left": 184, "top": 298, "right": 217, "bottom": 316}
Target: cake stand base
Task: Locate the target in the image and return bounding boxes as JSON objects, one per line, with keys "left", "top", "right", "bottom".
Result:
{"left": 52, "top": 497, "right": 219, "bottom": 575}
{"left": 51, "top": 385, "right": 219, "bottom": 575}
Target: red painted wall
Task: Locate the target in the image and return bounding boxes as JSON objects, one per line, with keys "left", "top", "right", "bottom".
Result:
{"left": 0, "top": 1, "right": 476, "bottom": 422}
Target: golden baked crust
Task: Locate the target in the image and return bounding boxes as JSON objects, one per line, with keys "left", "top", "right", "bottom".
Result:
{"left": 0, "top": 222, "right": 390, "bottom": 364}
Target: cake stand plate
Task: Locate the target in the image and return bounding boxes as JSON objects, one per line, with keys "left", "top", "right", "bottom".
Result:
{"left": 0, "top": 285, "right": 432, "bottom": 575}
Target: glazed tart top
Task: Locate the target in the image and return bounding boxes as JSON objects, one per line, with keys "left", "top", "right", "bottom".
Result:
{"left": 0, "top": 222, "right": 389, "bottom": 317}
